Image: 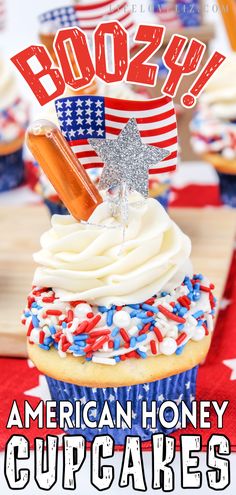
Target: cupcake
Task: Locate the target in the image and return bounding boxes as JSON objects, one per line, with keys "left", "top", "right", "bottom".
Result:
{"left": 191, "top": 55, "right": 236, "bottom": 207}
{"left": 0, "top": 56, "right": 29, "bottom": 192}
{"left": 23, "top": 195, "right": 216, "bottom": 444}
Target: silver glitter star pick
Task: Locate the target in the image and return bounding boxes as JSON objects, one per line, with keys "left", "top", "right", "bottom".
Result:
{"left": 88, "top": 118, "right": 170, "bottom": 198}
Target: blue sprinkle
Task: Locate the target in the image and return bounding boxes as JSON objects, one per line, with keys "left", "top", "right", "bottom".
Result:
{"left": 136, "top": 349, "right": 147, "bottom": 359}
{"left": 129, "top": 304, "right": 140, "bottom": 309}
{"left": 130, "top": 337, "right": 136, "bottom": 348}
{"left": 141, "top": 317, "right": 155, "bottom": 323}
{"left": 111, "top": 327, "right": 120, "bottom": 337}
{"left": 136, "top": 334, "right": 147, "bottom": 342}
{"left": 176, "top": 345, "right": 185, "bottom": 355}
{"left": 74, "top": 334, "right": 89, "bottom": 341}
{"left": 32, "top": 315, "right": 40, "bottom": 328}
{"left": 130, "top": 310, "right": 137, "bottom": 317}
{"left": 142, "top": 304, "right": 159, "bottom": 313}
{"left": 137, "top": 324, "right": 143, "bottom": 330}
{"left": 194, "top": 282, "right": 200, "bottom": 291}
{"left": 49, "top": 325, "right": 56, "bottom": 335}
{"left": 161, "top": 291, "right": 168, "bottom": 297}
{"left": 31, "top": 302, "right": 38, "bottom": 308}
{"left": 178, "top": 323, "right": 184, "bottom": 331}
{"left": 192, "top": 310, "right": 204, "bottom": 319}
{"left": 188, "top": 293, "right": 194, "bottom": 301}
{"left": 178, "top": 307, "right": 188, "bottom": 317}
{"left": 175, "top": 303, "right": 181, "bottom": 310}
{"left": 69, "top": 345, "right": 85, "bottom": 355}
{"left": 44, "top": 337, "right": 53, "bottom": 345}
{"left": 194, "top": 274, "right": 203, "bottom": 280}
{"left": 53, "top": 342, "right": 58, "bottom": 349}
{"left": 193, "top": 291, "right": 200, "bottom": 301}
{"left": 77, "top": 341, "right": 86, "bottom": 348}
{"left": 62, "top": 321, "right": 67, "bottom": 329}
{"left": 24, "top": 311, "right": 31, "bottom": 317}
{"left": 39, "top": 344, "right": 50, "bottom": 350}
{"left": 114, "top": 338, "right": 121, "bottom": 350}
{"left": 114, "top": 356, "right": 121, "bottom": 363}
{"left": 184, "top": 277, "right": 193, "bottom": 291}
{"left": 86, "top": 357, "right": 92, "bottom": 361}
{"left": 106, "top": 309, "right": 114, "bottom": 326}
{"left": 137, "top": 311, "right": 149, "bottom": 319}
{"left": 98, "top": 306, "right": 108, "bottom": 313}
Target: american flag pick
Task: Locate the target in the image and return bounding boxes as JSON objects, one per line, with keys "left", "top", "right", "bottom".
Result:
{"left": 39, "top": 0, "right": 136, "bottom": 39}
{"left": 55, "top": 94, "right": 178, "bottom": 174}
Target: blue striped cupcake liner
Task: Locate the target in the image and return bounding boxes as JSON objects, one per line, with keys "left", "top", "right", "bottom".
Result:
{"left": 46, "top": 366, "right": 198, "bottom": 445}
{"left": 0, "top": 148, "right": 25, "bottom": 192}
{"left": 217, "top": 172, "right": 236, "bottom": 207}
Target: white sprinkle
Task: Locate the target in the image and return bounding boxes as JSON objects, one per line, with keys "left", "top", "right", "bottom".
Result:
{"left": 206, "top": 314, "right": 214, "bottom": 332}
{"left": 92, "top": 357, "right": 117, "bottom": 365}
{"left": 128, "top": 325, "right": 138, "bottom": 337}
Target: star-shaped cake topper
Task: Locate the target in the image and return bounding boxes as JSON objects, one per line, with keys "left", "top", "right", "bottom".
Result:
{"left": 89, "top": 118, "right": 170, "bottom": 198}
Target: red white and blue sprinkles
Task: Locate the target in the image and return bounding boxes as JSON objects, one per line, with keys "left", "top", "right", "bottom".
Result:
{"left": 22, "top": 274, "right": 216, "bottom": 365}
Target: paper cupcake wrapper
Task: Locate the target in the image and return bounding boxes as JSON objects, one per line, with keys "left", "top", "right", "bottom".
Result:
{"left": 46, "top": 366, "right": 198, "bottom": 445}
{"left": 216, "top": 172, "right": 236, "bottom": 208}
{"left": 0, "top": 149, "right": 24, "bottom": 192}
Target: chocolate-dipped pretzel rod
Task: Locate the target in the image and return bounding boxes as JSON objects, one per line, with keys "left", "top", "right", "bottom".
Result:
{"left": 27, "top": 120, "right": 102, "bottom": 221}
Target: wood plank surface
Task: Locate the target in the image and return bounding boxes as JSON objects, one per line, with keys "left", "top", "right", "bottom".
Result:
{"left": 0, "top": 205, "right": 235, "bottom": 357}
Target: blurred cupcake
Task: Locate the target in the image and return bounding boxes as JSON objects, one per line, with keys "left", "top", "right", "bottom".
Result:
{"left": 0, "top": 56, "right": 29, "bottom": 192}
{"left": 191, "top": 55, "right": 236, "bottom": 207}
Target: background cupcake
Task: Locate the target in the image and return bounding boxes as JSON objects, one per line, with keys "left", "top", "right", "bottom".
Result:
{"left": 191, "top": 55, "right": 236, "bottom": 207}
{"left": 0, "top": 55, "right": 29, "bottom": 192}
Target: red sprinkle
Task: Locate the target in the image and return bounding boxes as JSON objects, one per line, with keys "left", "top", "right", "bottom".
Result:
{"left": 139, "top": 322, "right": 151, "bottom": 335}
{"left": 91, "top": 335, "right": 109, "bottom": 352}
{"left": 33, "top": 287, "right": 47, "bottom": 296}
{"left": 67, "top": 310, "right": 74, "bottom": 322}
{"left": 62, "top": 342, "right": 71, "bottom": 352}
{"left": 42, "top": 296, "right": 55, "bottom": 303}
{"left": 153, "top": 326, "right": 163, "bottom": 342}
{"left": 27, "top": 296, "right": 35, "bottom": 308}
{"left": 108, "top": 340, "right": 114, "bottom": 349}
{"left": 125, "top": 350, "right": 137, "bottom": 358}
{"left": 87, "top": 312, "right": 94, "bottom": 319}
{"left": 46, "top": 309, "right": 62, "bottom": 316}
{"left": 176, "top": 332, "right": 187, "bottom": 346}
{"left": 120, "top": 354, "right": 126, "bottom": 361}
{"left": 54, "top": 331, "right": 62, "bottom": 342}
{"left": 87, "top": 315, "right": 102, "bottom": 332}
{"left": 39, "top": 331, "right": 45, "bottom": 344}
{"left": 200, "top": 285, "right": 211, "bottom": 293}
{"left": 116, "top": 306, "right": 123, "bottom": 311}
{"left": 147, "top": 311, "right": 154, "bottom": 317}
{"left": 74, "top": 321, "right": 88, "bottom": 335}
{"left": 89, "top": 329, "right": 110, "bottom": 338}
{"left": 70, "top": 300, "right": 86, "bottom": 307}
{"left": 202, "top": 323, "right": 209, "bottom": 336}
{"left": 144, "top": 297, "right": 155, "bottom": 305}
{"left": 120, "top": 328, "right": 130, "bottom": 344}
{"left": 158, "top": 305, "right": 186, "bottom": 323}
{"left": 178, "top": 296, "right": 190, "bottom": 309}
{"left": 27, "top": 320, "right": 34, "bottom": 336}
{"left": 150, "top": 340, "right": 157, "bottom": 355}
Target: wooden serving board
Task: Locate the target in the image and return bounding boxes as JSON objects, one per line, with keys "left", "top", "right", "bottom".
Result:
{"left": 0, "top": 205, "right": 235, "bottom": 357}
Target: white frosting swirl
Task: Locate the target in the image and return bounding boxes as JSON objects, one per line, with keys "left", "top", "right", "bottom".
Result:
{"left": 33, "top": 196, "right": 191, "bottom": 306}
